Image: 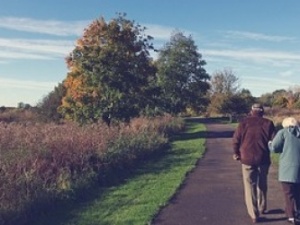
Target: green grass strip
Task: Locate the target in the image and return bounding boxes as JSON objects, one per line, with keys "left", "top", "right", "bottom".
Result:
{"left": 31, "top": 119, "right": 206, "bottom": 225}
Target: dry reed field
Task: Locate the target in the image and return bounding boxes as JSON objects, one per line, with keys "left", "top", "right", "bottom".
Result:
{"left": 264, "top": 108, "right": 300, "bottom": 129}
{"left": 0, "top": 113, "right": 184, "bottom": 225}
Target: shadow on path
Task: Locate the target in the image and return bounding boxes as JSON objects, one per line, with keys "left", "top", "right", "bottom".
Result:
{"left": 173, "top": 117, "right": 234, "bottom": 141}
{"left": 173, "top": 130, "right": 234, "bottom": 141}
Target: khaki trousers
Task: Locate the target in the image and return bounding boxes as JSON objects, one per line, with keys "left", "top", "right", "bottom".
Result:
{"left": 242, "top": 164, "right": 269, "bottom": 219}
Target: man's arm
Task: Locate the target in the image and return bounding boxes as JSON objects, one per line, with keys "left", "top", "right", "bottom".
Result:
{"left": 232, "top": 125, "right": 241, "bottom": 160}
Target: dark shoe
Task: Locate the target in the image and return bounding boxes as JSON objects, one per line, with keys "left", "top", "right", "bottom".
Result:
{"left": 261, "top": 210, "right": 268, "bottom": 214}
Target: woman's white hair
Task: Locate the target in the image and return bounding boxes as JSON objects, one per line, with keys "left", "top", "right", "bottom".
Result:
{"left": 282, "top": 117, "right": 299, "bottom": 128}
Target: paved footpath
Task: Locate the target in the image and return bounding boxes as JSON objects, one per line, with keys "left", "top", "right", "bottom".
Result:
{"left": 152, "top": 119, "right": 287, "bottom": 225}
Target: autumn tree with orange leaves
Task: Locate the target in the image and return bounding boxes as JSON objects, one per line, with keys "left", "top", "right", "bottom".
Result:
{"left": 59, "top": 14, "right": 158, "bottom": 125}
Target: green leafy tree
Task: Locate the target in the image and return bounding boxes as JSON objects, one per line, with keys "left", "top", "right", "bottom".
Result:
{"left": 289, "top": 86, "right": 300, "bottom": 109}
{"left": 272, "top": 89, "right": 288, "bottom": 108}
{"left": 208, "top": 69, "right": 253, "bottom": 115}
{"left": 259, "top": 93, "right": 273, "bottom": 107}
{"left": 239, "top": 88, "right": 256, "bottom": 109}
{"left": 207, "top": 93, "right": 226, "bottom": 115}
{"left": 283, "top": 87, "right": 300, "bottom": 109}
{"left": 37, "top": 83, "right": 66, "bottom": 122}
{"left": 59, "top": 14, "right": 157, "bottom": 125}
{"left": 222, "top": 90, "right": 255, "bottom": 115}
{"left": 156, "top": 31, "right": 210, "bottom": 115}
{"left": 210, "top": 68, "right": 240, "bottom": 95}
{"left": 17, "top": 102, "right": 31, "bottom": 109}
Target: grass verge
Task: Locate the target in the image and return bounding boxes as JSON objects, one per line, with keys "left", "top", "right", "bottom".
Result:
{"left": 30, "top": 118, "right": 206, "bottom": 225}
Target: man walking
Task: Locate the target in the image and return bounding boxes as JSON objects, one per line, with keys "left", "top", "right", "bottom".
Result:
{"left": 232, "top": 103, "right": 276, "bottom": 223}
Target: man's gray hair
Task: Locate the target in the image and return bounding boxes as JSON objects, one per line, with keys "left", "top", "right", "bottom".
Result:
{"left": 251, "top": 103, "right": 264, "bottom": 112}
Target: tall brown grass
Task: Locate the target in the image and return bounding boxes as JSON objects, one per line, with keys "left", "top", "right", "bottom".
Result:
{"left": 264, "top": 107, "right": 300, "bottom": 129}
{"left": 0, "top": 115, "right": 184, "bottom": 225}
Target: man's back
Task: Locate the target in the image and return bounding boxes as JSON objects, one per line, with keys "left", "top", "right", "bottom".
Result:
{"left": 233, "top": 115, "right": 275, "bottom": 166}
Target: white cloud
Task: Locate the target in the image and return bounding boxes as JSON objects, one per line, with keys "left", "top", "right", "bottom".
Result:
{"left": 0, "top": 77, "right": 57, "bottom": 91}
{"left": 144, "top": 24, "right": 174, "bottom": 41}
{"left": 0, "top": 60, "right": 9, "bottom": 64}
{"left": 0, "top": 38, "right": 73, "bottom": 54}
{"left": 0, "top": 17, "right": 182, "bottom": 41}
{"left": 0, "top": 50, "right": 53, "bottom": 60}
{"left": 144, "top": 23, "right": 195, "bottom": 41}
{"left": 203, "top": 48, "right": 300, "bottom": 69}
{"left": 0, "top": 19, "right": 193, "bottom": 61}
{"left": 204, "top": 49, "right": 300, "bottom": 61}
{"left": 0, "top": 17, "right": 90, "bottom": 36}
{"left": 224, "top": 31, "right": 295, "bottom": 42}
{"left": 0, "top": 38, "right": 74, "bottom": 60}
{"left": 240, "top": 75, "right": 296, "bottom": 96}
{"left": 279, "top": 70, "right": 294, "bottom": 77}
{"left": 0, "top": 17, "right": 82, "bottom": 60}
{"left": 243, "top": 75, "right": 294, "bottom": 86}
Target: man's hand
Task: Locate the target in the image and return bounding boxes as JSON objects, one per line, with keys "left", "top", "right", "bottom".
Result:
{"left": 233, "top": 154, "right": 240, "bottom": 161}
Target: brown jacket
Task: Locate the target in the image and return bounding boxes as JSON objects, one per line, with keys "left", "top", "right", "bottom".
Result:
{"left": 233, "top": 114, "right": 276, "bottom": 166}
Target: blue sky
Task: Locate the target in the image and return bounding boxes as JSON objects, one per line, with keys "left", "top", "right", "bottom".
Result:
{"left": 1, "top": 0, "right": 300, "bottom": 107}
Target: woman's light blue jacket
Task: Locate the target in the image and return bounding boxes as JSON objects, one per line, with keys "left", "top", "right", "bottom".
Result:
{"left": 269, "top": 126, "right": 300, "bottom": 183}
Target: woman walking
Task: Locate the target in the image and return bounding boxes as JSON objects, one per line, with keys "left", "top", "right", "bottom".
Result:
{"left": 269, "top": 117, "right": 300, "bottom": 224}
